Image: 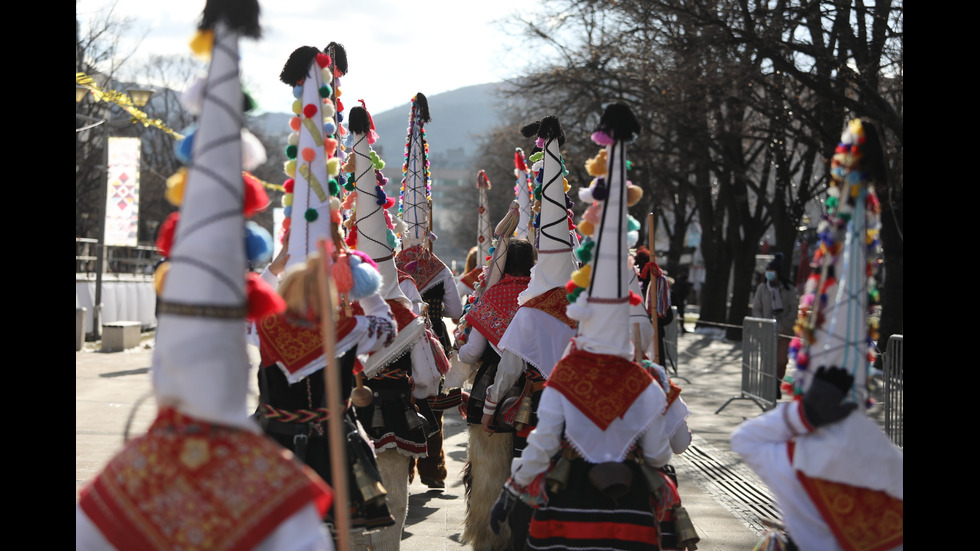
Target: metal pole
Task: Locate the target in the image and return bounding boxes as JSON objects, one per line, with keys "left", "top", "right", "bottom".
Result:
{"left": 92, "top": 121, "right": 108, "bottom": 339}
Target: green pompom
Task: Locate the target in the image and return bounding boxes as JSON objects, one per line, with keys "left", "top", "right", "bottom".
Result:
{"left": 329, "top": 179, "right": 340, "bottom": 196}
{"left": 627, "top": 215, "right": 641, "bottom": 231}
{"left": 575, "top": 240, "right": 595, "bottom": 263}
{"left": 529, "top": 151, "right": 544, "bottom": 163}
{"left": 304, "top": 208, "right": 318, "bottom": 222}
{"left": 319, "top": 84, "right": 332, "bottom": 98}
{"left": 285, "top": 144, "right": 297, "bottom": 159}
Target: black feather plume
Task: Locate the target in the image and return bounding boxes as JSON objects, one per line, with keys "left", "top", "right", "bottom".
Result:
{"left": 595, "top": 102, "right": 641, "bottom": 142}
{"left": 280, "top": 46, "right": 320, "bottom": 86}
{"left": 200, "top": 0, "right": 261, "bottom": 38}
{"left": 348, "top": 106, "right": 372, "bottom": 135}
{"left": 414, "top": 93, "right": 431, "bottom": 124}
{"left": 325, "top": 42, "right": 349, "bottom": 76}
{"left": 537, "top": 116, "right": 566, "bottom": 146}
{"left": 520, "top": 120, "right": 541, "bottom": 138}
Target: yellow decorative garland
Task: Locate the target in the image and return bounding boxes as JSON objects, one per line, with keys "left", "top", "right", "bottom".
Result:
{"left": 76, "top": 72, "right": 283, "bottom": 194}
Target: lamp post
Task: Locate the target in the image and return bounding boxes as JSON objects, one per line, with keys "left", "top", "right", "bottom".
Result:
{"left": 75, "top": 85, "right": 154, "bottom": 339}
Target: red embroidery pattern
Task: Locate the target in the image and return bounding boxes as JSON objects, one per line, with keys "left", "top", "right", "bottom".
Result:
{"left": 258, "top": 314, "right": 357, "bottom": 375}
{"left": 522, "top": 287, "right": 577, "bottom": 329}
{"left": 395, "top": 244, "right": 450, "bottom": 292}
{"left": 787, "top": 442, "right": 903, "bottom": 551}
{"left": 666, "top": 379, "right": 682, "bottom": 408}
{"left": 351, "top": 299, "right": 418, "bottom": 331}
{"left": 78, "top": 408, "right": 331, "bottom": 551}
{"left": 797, "top": 471, "right": 903, "bottom": 551}
{"left": 546, "top": 349, "right": 653, "bottom": 430}
{"left": 466, "top": 275, "right": 531, "bottom": 346}
{"left": 459, "top": 267, "right": 482, "bottom": 291}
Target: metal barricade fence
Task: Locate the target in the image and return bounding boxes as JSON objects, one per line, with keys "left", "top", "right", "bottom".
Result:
{"left": 662, "top": 306, "right": 686, "bottom": 382}
{"left": 716, "top": 317, "right": 778, "bottom": 414}
{"left": 883, "top": 335, "right": 903, "bottom": 448}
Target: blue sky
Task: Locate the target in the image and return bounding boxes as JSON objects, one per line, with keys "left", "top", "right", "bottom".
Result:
{"left": 77, "top": 0, "right": 535, "bottom": 115}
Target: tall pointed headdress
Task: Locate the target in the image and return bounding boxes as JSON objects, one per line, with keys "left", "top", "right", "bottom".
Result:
{"left": 398, "top": 92, "right": 433, "bottom": 251}
{"left": 346, "top": 104, "right": 410, "bottom": 307}
{"left": 518, "top": 116, "right": 577, "bottom": 304}
{"left": 565, "top": 103, "right": 644, "bottom": 359}
{"left": 453, "top": 200, "right": 522, "bottom": 347}
{"left": 277, "top": 45, "right": 345, "bottom": 269}
{"left": 475, "top": 169, "right": 493, "bottom": 263}
{"left": 152, "top": 0, "right": 282, "bottom": 429}
{"left": 789, "top": 119, "right": 884, "bottom": 405}
{"left": 513, "top": 147, "right": 533, "bottom": 240}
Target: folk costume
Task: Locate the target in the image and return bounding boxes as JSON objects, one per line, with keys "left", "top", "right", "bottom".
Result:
{"left": 514, "top": 147, "right": 534, "bottom": 241}
{"left": 254, "top": 44, "right": 399, "bottom": 536}
{"left": 476, "top": 117, "right": 579, "bottom": 549}
{"left": 452, "top": 201, "right": 531, "bottom": 550}
{"left": 491, "top": 103, "right": 684, "bottom": 551}
{"left": 76, "top": 5, "right": 334, "bottom": 549}
{"left": 484, "top": 117, "right": 579, "bottom": 443}
{"left": 394, "top": 92, "right": 462, "bottom": 489}
{"left": 345, "top": 104, "right": 442, "bottom": 551}
{"left": 731, "top": 119, "right": 903, "bottom": 551}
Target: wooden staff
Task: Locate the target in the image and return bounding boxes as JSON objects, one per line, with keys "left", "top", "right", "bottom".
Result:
{"left": 316, "top": 239, "right": 350, "bottom": 551}
{"left": 647, "top": 212, "right": 661, "bottom": 365}
{"left": 633, "top": 323, "right": 642, "bottom": 362}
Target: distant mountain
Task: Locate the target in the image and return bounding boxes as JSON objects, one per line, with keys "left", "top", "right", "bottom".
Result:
{"left": 250, "top": 82, "right": 508, "bottom": 163}
{"left": 371, "top": 82, "right": 507, "bottom": 162}
{"left": 248, "top": 82, "right": 511, "bottom": 267}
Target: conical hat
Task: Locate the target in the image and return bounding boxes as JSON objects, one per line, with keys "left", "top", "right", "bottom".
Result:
{"left": 152, "top": 2, "right": 266, "bottom": 430}
{"left": 453, "top": 200, "right": 521, "bottom": 347}
{"left": 347, "top": 104, "right": 411, "bottom": 307}
{"left": 398, "top": 92, "right": 432, "bottom": 251}
{"left": 513, "top": 148, "right": 533, "bottom": 240}
{"left": 565, "top": 103, "right": 643, "bottom": 359}
{"left": 789, "top": 118, "right": 884, "bottom": 405}
{"left": 519, "top": 117, "right": 577, "bottom": 304}
{"left": 394, "top": 93, "right": 458, "bottom": 303}
{"left": 277, "top": 46, "right": 344, "bottom": 269}
{"left": 475, "top": 170, "right": 493, "bottom": 263}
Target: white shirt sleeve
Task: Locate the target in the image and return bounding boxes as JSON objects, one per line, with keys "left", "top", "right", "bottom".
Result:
{"left": 731, "top": 403, "right": 851, "bottom": 551}
{"left": 441, "top": 279, "right": 464, "bottom": 319}
{"left": 254, "top": 504, "right": 335, "bottom": 551}
{"left": 457, "top": 329, "right": 488, "bottom": 365}
{"left": 483, "top": 349, "right": 526, "bottom": 416}
{"left": 509, "top": 388, "right": 564, "bottom": 488}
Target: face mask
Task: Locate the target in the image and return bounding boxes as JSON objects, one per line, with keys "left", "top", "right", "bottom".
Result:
{"left": 765, "top": 271, "right": 776, "bottom": 282}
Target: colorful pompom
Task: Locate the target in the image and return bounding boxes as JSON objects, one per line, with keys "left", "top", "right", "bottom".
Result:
{"left": 165, "top": 168, "right": 187, "bottom": 207}
{"left": 246, "top": 272, "right": 286, "bottom": 321}
{"left": 245, "top": 221, "right": 273, "bottom": 265}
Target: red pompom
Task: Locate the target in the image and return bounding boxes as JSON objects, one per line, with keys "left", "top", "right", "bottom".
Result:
{"left": 243, "top": 171, "right": 270, "bottom": 217}
{"left": 283, "top": 178, "right": 295, "bottom": 193}
{"left": 336, "top": 99, "right": 344, "bottom": 112}
{"left": 565, "top": 280, "right": 578, "bottom": 293}
{"left": 629, "top": 290, "right": 643, "bottom": 306}
{"left": 246, "top": 272, "right": 286, "bottom": 321}
{"left": 156, "top": 212, "right": 180, "bottom": 257}
{"left": 345, "top": 227, "right": 358, "bottom": 248}
{"left": 384, "top": 197, "right": 396, "bottom": 209}
{"left": 303, "top": 104, "right": 318, "bottom": 118}
{"left": 315, "top": 53, "right": 331, "bottom": 68}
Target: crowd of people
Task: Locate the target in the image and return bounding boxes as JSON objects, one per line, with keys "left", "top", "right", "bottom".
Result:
{"left": 75, "top": 3, "right": 901, "bottom": 550}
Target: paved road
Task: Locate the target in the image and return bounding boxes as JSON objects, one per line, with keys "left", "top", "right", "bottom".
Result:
{"left": 77, "top": 329, "right": 778, "bottom": 550}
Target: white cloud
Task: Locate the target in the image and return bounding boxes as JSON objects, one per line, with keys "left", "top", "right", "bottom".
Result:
{"left": 78, "top": 0, "right": 530, "bottom": 116}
